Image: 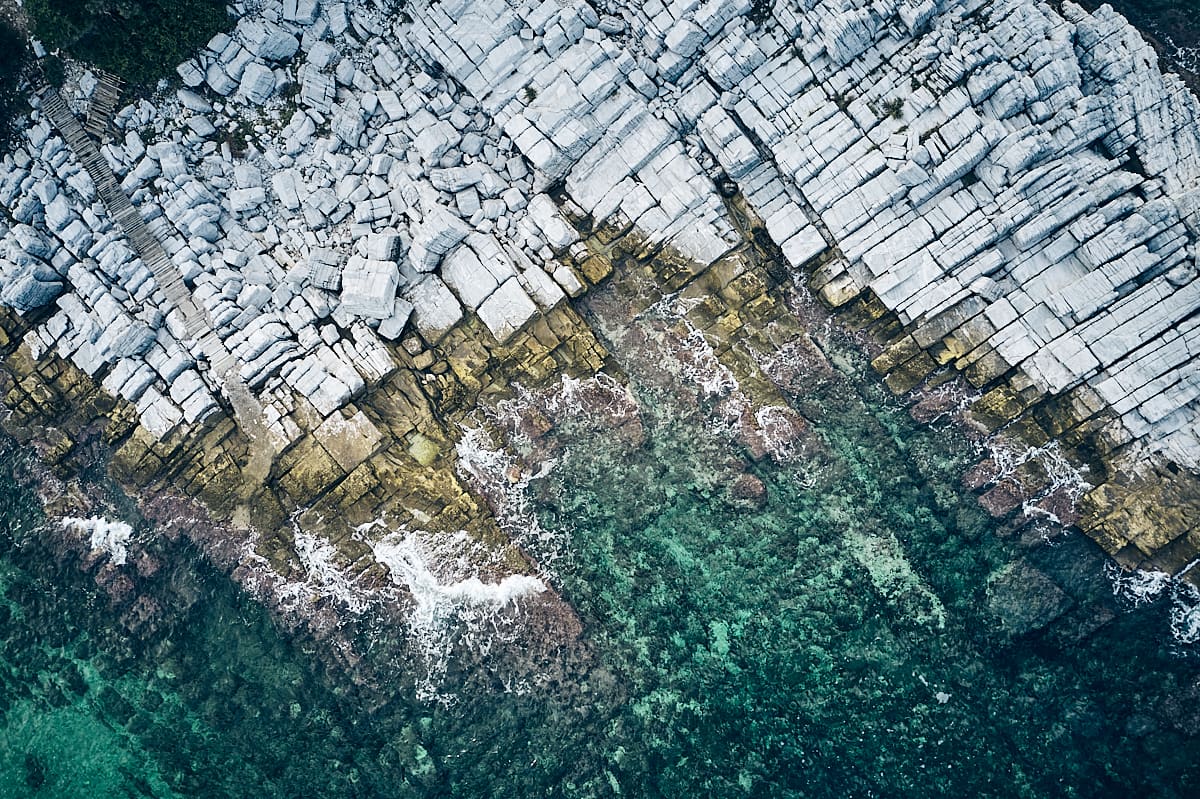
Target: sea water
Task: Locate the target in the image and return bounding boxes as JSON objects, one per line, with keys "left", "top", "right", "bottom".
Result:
{"left": 1, "top": 296, "right": 1199, "bottom": 797}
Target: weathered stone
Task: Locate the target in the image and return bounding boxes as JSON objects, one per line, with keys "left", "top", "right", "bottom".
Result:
{"left": 340, "top": 257, "right": 399, "bottom": 319}
{"left": 238, "top": 19, "right": 299, "bottom": 62}
{"left": 313, "top": 411, "right": 382, "bottom": 473}
{"left": 238, "top": 62, "right": 277, "bottom": 105}
{"left": 476, "top": 278, "right": 537, "bottom": 344}
{"left": 405, "top": 275, "right": 463, "bottom": 343}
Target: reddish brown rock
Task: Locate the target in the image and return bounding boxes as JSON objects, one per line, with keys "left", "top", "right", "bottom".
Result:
{"left": 962, "top": 458, "right": 1002, "bottom": 492}
{"left": 979, "top": 478, "right": 1028, "bottom": 518}
{"left": 729, "top": 473, "right": 767, "bottom": 510}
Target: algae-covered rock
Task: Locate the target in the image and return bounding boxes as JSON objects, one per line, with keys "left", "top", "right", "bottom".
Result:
{"left": 1081, "top": 464, "right": 1200, "bottom": 560}
{"left": 726, "top": 472, "right": 767, "bottom": 510}
{"left": 407, "top": 433, "right": 440, "bottom": 467}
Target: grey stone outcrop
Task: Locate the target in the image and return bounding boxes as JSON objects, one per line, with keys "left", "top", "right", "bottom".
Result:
{"left": 0, "top": 0, "right": 1196, "bottom": 476}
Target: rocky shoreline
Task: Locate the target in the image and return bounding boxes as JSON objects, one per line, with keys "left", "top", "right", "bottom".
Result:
{"left": 1, "top": 0, "right": 1199, "bottom": 678}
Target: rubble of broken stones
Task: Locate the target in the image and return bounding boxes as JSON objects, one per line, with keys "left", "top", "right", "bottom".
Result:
{"left": 0, "top": 0, "right": 1199, "bottom": 569}
{"left": 0, "top": 0, "right": 596, "bottom": 446}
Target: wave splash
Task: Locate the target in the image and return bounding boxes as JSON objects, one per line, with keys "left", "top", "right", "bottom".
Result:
{"left": 62, "top": 516, "right": 134, "bottom": 566}
{"left": 455, "top": 425, "right": 567, "bottom": 574}
{"left": 1107, "top": 560, "right": 1200, "bottom": 647}
{"left": 372, "top": 531, "right": 546, "bottom": 627}
{"left": 293, "top": 523, "right": 371, "bottom": 615}
{"left": 369, "top": 525, "right": 548, "bottom": 701}
{"left": 455, "top": 372, "right": 642, "bottom": 576}
{"left": 1171, "top": 583, "right": 1200, "bottom": 645}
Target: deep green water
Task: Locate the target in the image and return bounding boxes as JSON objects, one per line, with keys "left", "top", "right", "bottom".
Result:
{"left": 2, "top": 293, "right": 1200, "bottom": 798}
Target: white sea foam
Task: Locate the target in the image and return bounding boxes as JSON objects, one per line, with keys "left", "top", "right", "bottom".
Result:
{"left": 918, "top": 381, "right": 982, "bottom": 426}
{"left": 372, "top": 527, "right": 547, "bottom": 701}
{"left": 456, "top": 422, "right": 568, "bottom": 573}
{"left": 987, "top": 439, "right": 1091, "bottom": 495}
{"left": 540, "top": 372, "right": 636, "bottom": 419}
{"left": 235, "top": 514, "right": 549, "bottom": 698}
{"left": 232, "top": 519, "right": 380, "bottom": 618}
{"left": 642, "top": 292, "right": 739, "bottom": 400}
{"left": 677, "top": 322, "right": 739, "bottom": 399}
{"left": 1105, "top": 562, "right": 1200, "bottom": 647}
{"left": 754, "top": 405, "right": 806, "bottom": 464}
{"left": 641, "top": 290, "right": 707, "bottom": 320}
{"left": 62, "top": 516, "right": 133, "bottom": 566}
{"left": 1107, "top": 563, "right": 1173, "bottom": 607}
{"left": 458, "top": 371, "right": 648, "bottom": 580}
{"left": 757, "top": 338, "right": 814, "bottom": 389}
{"left": 981, "top": 438, "right": 1092, "bottom": 529}
{"left": 372, "top": 531, "right": 545, "bottom": 627}
{"left": 293, "top": 524, "right": 371, "bottom": 614}
{"left": 1105, "top": 558, "right": 1200, "bottom": 648}
{"left": 662, "top": 305, "right": 751, "bottom": 441}
{"left": 1170, "top": 583, "right": 1200, "bottom": 644}
{"left": 633, "top": 293, "right": 822, "bottom": 474}
{"left": 1159, "top": 32, "right": 1200, "bottom": 73}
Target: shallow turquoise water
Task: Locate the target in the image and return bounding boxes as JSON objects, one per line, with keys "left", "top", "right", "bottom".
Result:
{"left": 1, "top": 296, "right": 1199, "bottom": 798}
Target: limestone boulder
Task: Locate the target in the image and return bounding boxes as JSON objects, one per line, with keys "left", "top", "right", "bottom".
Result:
{"left": 441, "top": 244, "right": 498, "bottom": 309}
{"left": 476, "top": 277, "right": 537, "bottom": 344}
{"left": 0, "top": 259, "right": 63, "bottom": 313}
{"left": 340, "top": 256, "right": 400, "bottom": 319}
{"left": 283, "top": 0, "right": 320, "bottom": 25}
{"left": 405, "top": 274, "right": 463, "bottom": 342}
{"left": 238, "top": 62, "right": 277, "bottom": 105}
{"left": 378, "top": 296, "right": 415, "bottom": 340}
{"left": 238, "top": 19, "right": 300, "bottom": 62}
{"left": 409, "top": 206, "right": 469, "bottom": 271}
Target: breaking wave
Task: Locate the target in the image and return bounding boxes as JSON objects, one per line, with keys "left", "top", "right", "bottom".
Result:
{"left": 1171, "top": 583, "right": 1200, "bottom": 644}
{"left": 1107, "top": 560, "right": 1200, "bottom": 647}
{"left": 1107, "top": 563, "right": 1172, "bottom": 607}
{"left": 372, "top": 530, "right": 546, "bottom": 627}
{"left": 293, "top": 522, "right": 372, "bottom": 614}
{"left": 62, "top": 516, "right": 134, "bottom": 566}
{"left": 370, "top": 525, "right": 547, "bottom": 701}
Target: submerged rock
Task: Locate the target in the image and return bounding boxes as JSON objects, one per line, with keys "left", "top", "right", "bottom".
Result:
{"left": 727, "top": 472, "right": 767, "bottom": 510}
{"left": 986, "top": 560, "right": 1073, "bottom": 636}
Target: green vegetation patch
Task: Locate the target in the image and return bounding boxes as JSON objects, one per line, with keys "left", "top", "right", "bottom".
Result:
{"left": 0, "top": 21, "right": 31, "bottom": 146}
{"left": 26, "top": 0, "right": 230, "bottom": 89}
